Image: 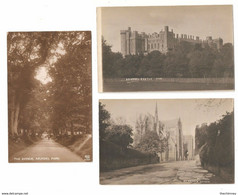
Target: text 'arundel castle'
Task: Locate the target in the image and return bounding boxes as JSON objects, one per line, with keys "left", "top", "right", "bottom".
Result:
{"left": 120, "top": 26, "right": 223, "bottom": 56}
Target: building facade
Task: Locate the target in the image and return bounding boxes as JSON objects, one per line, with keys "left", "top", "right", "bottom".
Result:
{"left": 183, "top": 135, "right": 194, "bottom": 160}
{"left": 120, "top": 26, "right": 223, "bottom": 56}
{"left": 153, "top": 103, "right": 184, "bottom": 162}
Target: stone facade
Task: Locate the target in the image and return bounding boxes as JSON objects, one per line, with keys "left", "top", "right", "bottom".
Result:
{"left": 120, "top": 26, "right": 223, "bottom": 56}
{"left": 154, "top": 103, "right": 184, "bottom": 162}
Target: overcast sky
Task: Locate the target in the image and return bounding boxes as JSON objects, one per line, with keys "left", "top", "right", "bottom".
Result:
{"left": 100, "top": 99, "right": 233, "bottom": 137}
{"left": 100, "top": 5, "right": 233, "bottom": 52}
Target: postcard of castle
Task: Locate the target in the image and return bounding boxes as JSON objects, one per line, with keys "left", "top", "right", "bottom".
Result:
{"left": 97, "top": 6, "right": 234, "bottom": 92}
{"left": 8, "top": 31, "right": 92, "bottom": 162}
{"left": 99, "top": 99, "right": 234, "bottom": 184}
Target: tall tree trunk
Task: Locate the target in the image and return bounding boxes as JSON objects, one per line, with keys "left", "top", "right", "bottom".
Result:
{"left": 12, "top": 101, "right": 20, "bottom": 135}
{"left": 10, "top": 109, "right": 14, "bottom": 135}
{"left": 9, "top": 93, "right": 15, "bottom": 136}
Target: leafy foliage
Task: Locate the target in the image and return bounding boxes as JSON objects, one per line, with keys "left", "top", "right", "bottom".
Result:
{"left": 99, "top": 102, "right": 133, "bottom": 149}
{"left": 105, "top": 124, "right": 133, "bottom": 149}
{"left": 134, "top": 113, "right": 168, "bottom": 155}
{"left": 99, "top": 102, "right": 111, "bottom": 139}
{"left": 102, "top": 38, "right": 234, "bottom": 78}
{"left": 135, "top": 130, "right": 166, "bottom": 154}
{"left": 49, "top": 32, "right": 92, "bottom": 136}
{"left": 8, "top": 32, "right": 92, "bottom": 145}
{"left": 195, "top": 111, "right": 234, "bottom": 168}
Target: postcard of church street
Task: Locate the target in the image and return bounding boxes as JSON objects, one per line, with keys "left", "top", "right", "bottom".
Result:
{"left": 97, "top": 5, "right": 234, "bottom": 92}
{"left": 99, "top": 99, "right": 234, "bottom": 184}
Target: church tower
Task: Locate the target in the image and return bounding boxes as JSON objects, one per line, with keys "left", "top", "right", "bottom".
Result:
{"left": 154, "top": 102, "right": 159, "bottom": 134}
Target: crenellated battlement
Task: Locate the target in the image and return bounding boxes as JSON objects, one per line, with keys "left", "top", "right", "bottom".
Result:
{"left": 120, "top": 26, "right": 223, "bottom": 56}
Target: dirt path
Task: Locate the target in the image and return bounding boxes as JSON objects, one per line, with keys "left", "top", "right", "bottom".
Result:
{"left": 10, "top": 137, "right": 84, "bottom": 162}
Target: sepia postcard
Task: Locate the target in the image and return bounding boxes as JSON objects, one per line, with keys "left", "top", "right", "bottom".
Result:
{"left": 99, "top": 99, "right": 234, "bottom": 184}
{"left": 97, "top": 6, "right": 234, "bottom": 92}
{"left": 8, "top": 31, "right": 92, "bottom": 162}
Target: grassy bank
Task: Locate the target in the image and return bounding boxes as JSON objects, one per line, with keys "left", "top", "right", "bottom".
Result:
{"left": 9, "top": 135, "right": 42, "bottom": 160}
{"left": 103, "top": 78, "right": 234, "bottom": 92}
{"left": 55, "top": 134, "right": 92, "bottom": 161}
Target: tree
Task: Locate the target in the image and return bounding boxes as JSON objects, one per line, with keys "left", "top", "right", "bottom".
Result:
{"left": 102, "top": 37, "right": 123, "bottom": 78}
{"left": 18, "top": 81, "right": 52, "bottom": 136}
{"left": 49, "top": 32, "right": 92, "bottom": 137}
{"left": 8, "top": 32, "right": 56, "bottom": 136}
{"left": 106, "top": 124, "right": 133, "bottom": 149}
{"left": 8, "top": 32, "right": 92, "bottom": 140}
{"left": 135, "top": 130, "right": 167, "bottom": 155}
{"left": 99, "top": 102, "right": 111, "bottom": 139}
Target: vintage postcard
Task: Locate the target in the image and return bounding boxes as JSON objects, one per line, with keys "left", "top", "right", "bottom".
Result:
{"left": 8, "top": 31, "right": 92, "bottom": 162}
{"left": 99, "top": 99, "right": 234, "bottom": 184}
{"left": 97, "top": 6, "right": 234, "bottom": 92}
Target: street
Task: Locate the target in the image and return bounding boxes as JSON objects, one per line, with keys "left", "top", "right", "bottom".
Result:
{"left": 100, "top": 160, "right": 225, "bottom": 184}
{"left": 10, "top": 137, "right": 84, "bottom": 162}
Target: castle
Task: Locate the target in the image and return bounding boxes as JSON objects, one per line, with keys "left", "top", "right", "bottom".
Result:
{"left": 120, "top": 26, "right": 223, "bottom": 56}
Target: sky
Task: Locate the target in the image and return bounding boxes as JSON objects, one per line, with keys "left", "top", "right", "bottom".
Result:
{"left": 35, "top": 66, "right": 52, "bottom": 84}
{"left": 100, "top": 5, "right": 233, "bottom": 52}
{"left": 100, "top": 99, "right": 234, "bottom": 137}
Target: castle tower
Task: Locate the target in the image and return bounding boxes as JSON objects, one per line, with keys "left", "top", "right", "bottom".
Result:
{"left": 164, "top": 26, "right": 169, "bottom": 52}
{"left": 126, "top": 27, "right": 131, "bottom": 55}
{"left": 120, "top": 27, "right": 132, "bottom": 56}
{"left": 120, "top": 30, "right": 127, "bottom": 56}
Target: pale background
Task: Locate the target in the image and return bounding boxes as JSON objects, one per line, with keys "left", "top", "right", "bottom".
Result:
{"left": 100, "top": 99, "right": 234, "bottom": 137}
{"left": 100, "top": 6, "right": 233, "bottom": 52}
{"left": 0, "top": 0, "right": 237, "bottom": 195}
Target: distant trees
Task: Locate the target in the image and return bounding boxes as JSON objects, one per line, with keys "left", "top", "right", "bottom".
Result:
{"left": 102, "top": 38, "right": 234, "bottom": 78}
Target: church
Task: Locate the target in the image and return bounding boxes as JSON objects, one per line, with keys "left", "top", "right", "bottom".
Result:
{"left": 154, "top": 103, "right": 184, "bottom": 162}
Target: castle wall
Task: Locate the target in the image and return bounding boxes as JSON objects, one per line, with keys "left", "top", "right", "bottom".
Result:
{"left": 120, "top": 26, "right": 223, "bottom": 56}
